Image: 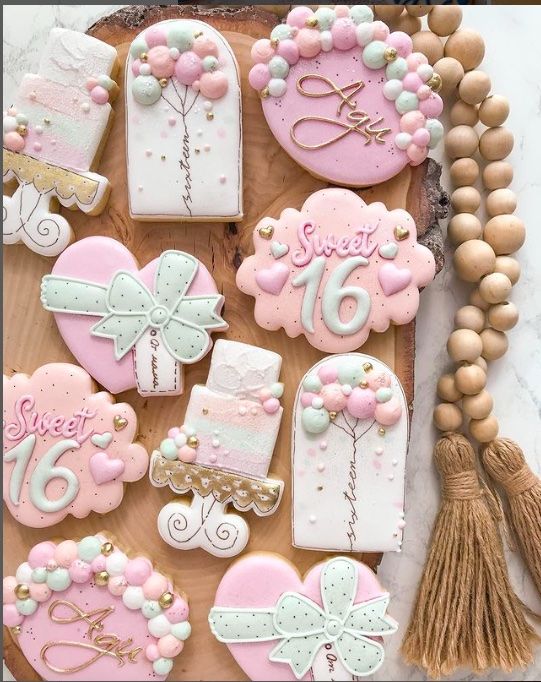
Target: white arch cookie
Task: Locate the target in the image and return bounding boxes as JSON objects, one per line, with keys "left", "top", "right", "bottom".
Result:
{"left": 292, "top": 353, "right": 409, "bottom": 553}
{"left": 3, "top": 28, "right": 118, "bottom": 256}
{"left": 126, "top": 20, "right": 242, "bottom": 221}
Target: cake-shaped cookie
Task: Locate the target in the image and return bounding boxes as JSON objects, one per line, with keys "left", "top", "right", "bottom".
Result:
{"left": 126, "top": 20, "right": 242, "bottom": 221}
{"left": 3, "top": 29, "right": 118, "bottom": 256}
{"left": 150, "top": 340, "right": 284, "bottom": 558}
{"left": 249, "top": 5, "right": 443, "bottom": 186}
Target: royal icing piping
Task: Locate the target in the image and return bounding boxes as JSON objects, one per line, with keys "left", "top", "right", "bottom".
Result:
{"left": 3, "top": 534, "right": 190, "bottom": 679}
{"left": 126, "top": 20, "right": 242, "bottom": 220}
{"left": 150, "top": 340, "right": 284, "bottom": 558}
{"left": 40, "top": 236, "right": 228, "bottom": 397}
{"left": 249, "top": 5, "right": 443, "bottom": 186}
{"left": 3, "top": 29, "right": 118, "bottom": 256}
{"left": 3, "top": 363, "right": 148, "bottom": 528}
{"left": 292, "top": 353, "right": 408, "bottom": 553}
{"left": 236, "top": 188, "right": 435, "bottom": 352}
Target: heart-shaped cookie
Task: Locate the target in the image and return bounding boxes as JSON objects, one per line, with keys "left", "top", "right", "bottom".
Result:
{"left": 209, "top": 553, "right": 397, "bottom": 681}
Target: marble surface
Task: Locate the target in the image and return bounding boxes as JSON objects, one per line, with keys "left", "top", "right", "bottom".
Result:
{"left": 3, "top": 4, "right": 541, "bottom": 681}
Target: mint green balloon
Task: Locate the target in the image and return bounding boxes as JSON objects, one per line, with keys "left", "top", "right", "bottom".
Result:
{"left": 269, "top": 56, "right": 289, "bottom": 79}
{"left": 142, "top": 600, "right": 162, "bottom": 619}
{"left": 314, "top": 7, "right": 336, "bottom": 31}
{"left": 171, "top": 621, "right": 191, "bottom": 641}
{"left": 395, "top": 91, "right": 419, "bottom": 114}
{"left": 350, "top": 5, "right": 373, "bottom": 25}
{"left": 47, "top": 568, "right": 71, "bottom": 592}
{"left": 337, "top": 360, "right": 365, "bottom": 387}
{"left": 386, "top": 57, "right": 408, "bottom": 81}
{"left": 203, "top": 55, "right": 219, "bottom": 72}
{"left": 31, "top": 567, "right": 47, "bottom": 584}
{"left": 130, "top": 37, "right": 148, "bottom": 59}
{"left": 362, "top": 41, "right": 387, "bottom": 69}
{"left": 270, "top": 24, "right": 292, "bottom": 42}
{"left": 16, "top": 598, "right": 38, "bottom": 616}
{"left": 303, "top": 374, "right": 322, "bottom": 393}
{"left": 426, "top": 119, "right": 444, "bottom": 149}
{"left": 153, "top": 658, "right": 174, "bottom": 676}
{"left": 167, "top": 24, "right": 194, "bottom": 52}
{"left": 302, "top": 407, "right": 330, "bottom": 434}
{"left": 78, "top": 535, "right": 102, "bottom": 562}
{"left": 98, "top": 74, "right": 114, "bottom": 91}
{"left": 160, "top": 438, "right": 178, "bottom": 460}
{"left": 132, "top": 75, "right": 162, "bottom": 106}
{"left": 376, "top": 387, "right": 393, "bottom": 403}
{"left": 270, "top": 382, "right": 284, "bottom": 399}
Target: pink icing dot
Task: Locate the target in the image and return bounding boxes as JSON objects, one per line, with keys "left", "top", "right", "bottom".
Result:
{"left": 296, "top": 28, "right": 321, "bottom": 59}
{"left": 320, "top": 384, "right": 348, "bottom": 412}
{"left": 263, "top": 398, "right": 280, "bottom": 414}
{"left": 86, "top": 77, "right": 99, "bottom": 91}
{"left": 407, "top": 52, "right": 428, "bottom": 71}
{"left": 334, "top": 5, "right": 349, "bottom": 18}
{"left": 331, "top": 18, "right": 357, "bottom": 50}
{"left": 367, "top": 371, "right": 392, "bottom": 391}
{"left": 402, "top": 72, "right": 423, "bottom": 93}
{"left": 407, "top": 143, "right": 428, "bottom": 165}
{"left": 168, "top": 427, "right": 181, "bottom": 439}
{"left": 91, "top": 555, "right": 106, "bottom": 573}
{"left": 143, "top": 572, "right": 169, "bottom": 600}
{"left": 248, "top": 63, "right": 271, "bottom": 91}
{"left": 251, "top": 38, "right": 274, "bottom": 64}
{"left": 318, "top": 364, "right": 338, "bottom": 384}
{"left": 400, "top": 110, "right": 426, "bottom": 134}
{"left": 259, "top": 387, "right": 272, "bottom": 401}
{"left": 386, "top": 31, "right": 413, "bottom": 58}
{"left": 177, "top": 445, "right": 197, "bottom": 463}
{"left": 174, "top": 51, "right": 202, "bottom": 85}
{"left": 125, "top": 557, "right": 152, "bottom": 586}
{"left": 168, "top": 117, "right": 176, "bottom": 126}
{"left": 3, "top": 131, "right": 25, "bottom": 152}
{"left": 33, "top": 142, "right": 42, "bottom": 152}
{"left": 3, "top": 577, "right": 17, "bottom": 604}
{"left": 54, "top": 540, "right": 78, "bottom": 568}
{"left": 417, "top": 84, "right": 432, "bottom": 101}
{"left": 108, "top": 575, "right": 128, "bottom": 596}
{"left": 29, "top": 583, "right": 51, "bottom": 603}
{"left": 277, "top": 39, "right": 299, "bottom": 65}
{"left": 347, "top": 387, "right": 377, "bottom": 419}
{"left": 287, "top": 6, "right": 314, "bottom": 28}
{"left": 147, "top": 45, "right": 175, "bottom": 78}
{"left": 193, "top": 36, "right": 219, "bottom": 58}
{"left": 372, "top": 20, "right": 390, "bottom": 42}
{"left": 301, "top": 392, "right": 316, "bottom": 408}
{"left": 146, "top": 644, "right": 160, "bottom": 662}
{"left": 412, "top": 128, "right": 430, "bottom": 147}
{"left": 69, "top": 560, "right": 92, "bottom": 583}
{"left": 199, "top": 71, "right": 228, "bottom": 100}
{"left": 28, "top": 542, "right": 56, "bottom": 569}
{"left": 419, "top": 93, "right": 443, "bottom": 118}
{"left": 375, "top": 396, "right": 403, "bottom": 425}
{"left": 167, "top": 596, "right": 189, "bottom": 623}
{"left": 3, "top": 604, "right": 23, "bottom": 627}
{"left": 91, "top": 85, "right": 109, "bottom": 105}
{"left": 145, "top": 26, "right": 168, "bottom": 49}
{"left": 131, "top": 59, "right": 142, "bottom": 76}
{"left": 158, "top": 634, "right": 184, "bottom": 658}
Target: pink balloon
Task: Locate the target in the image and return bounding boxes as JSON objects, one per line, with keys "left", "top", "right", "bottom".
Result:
{"left": 174, "top": 51, "right": 203, "bottom": 85}
{"left": 145, "top": 26, "right": 168, "bottom": 49}
{"left": 248, "top": 63, "right": 271, "bottom": 90}
{"left": 334, "top": 5, "right": 349, "bottom": 18}
{"left": 301, "top": 392, "right": 316, "bottom": 407}
{"left": 86, "top": 77, "right": 99, "bottom": 91}
{"left": 3, "top": 604, "right": 23, "bottom": 627}
{"left": 375, "top": 396, "right": 402, "bottom": 426}
{"left": 193, "top": 36, "right": 219, "bottom": 58}
{"left": 263, "top": 398, "right": 280, "bottom": 414}
{"left": 143, "top": 572, "right": 168, "bottom": 600}
{"left": 318, "top": 364, "right": 338, "bottom": 384}
{"left": 167, "top": 596, "right": 189, "bottom": 623}
{"left": 331, "top": 18, "right": 357, "bottom": 51}
{"left": 199, "top": 71, "right": 228, "bottom": 99}
{"left": 4, "top": 131, "right": 25, "bottom": 152}
{"left": 131, "top": 59, "right": 142, "bottom": 76}
{"left": 387, "top": 31, "right": 413, "bottom": 58}
{"left": 3, "top": 577, "right": 16, "bottom": 604}
{"left": 146, "top": 644, "right": 160, "bottom": 662}
{"left": 28, "top": 541, "right": 56, "bottom": 569}
{"left": 371, "top": 20, "right": 390, "bottom": 42}
{"left": 158, "top": 634, "right": 184, "bottom": 658}
{"left": 367, "top": 371, "right": 392, "bottom": 392}
{"left": 29, "top": 582, "right": 52, "bottom": 602}
{"left": 407, "top": 52, "right": 428, "bottom": 70}
{"left": 54, "top": 540, "right": 78, "bottom": 568}
{"left": 400, "top": 110, "right": 426, "bottom": 134}
{"left": 402, "top": 72, "right": 423, "bottom": 93}
{"left": 108, "top": 575, "right": 128, "bottom": 596}
{"left": 321, "top": 384, "right": 348, "bottom": 412}
{"left": 412, "top": 128, "right": 430, "bottom": 147}
{"left": 347, "top": 387, "right": 377, "bottom": 420}
{"left": 296, "top": 28, "right": 321, "bottom": 59}
{"left": 417, "top": 84, "right": 432, "bottom": 101}
{"left": 91, "top": 555, "right": 106, "bottom": 572}
{"left": 251, "top": 38, "right": 274, "bottom": 64}
{"left": 419, "top": 93, "right": 444, "bottom": 118}
{"left": 407, "top": 144, "right": 428, "bottom": 165}
{"left": 178, "top": 445, "right": 197, "bottom": 463}
{"left": 287, "top": 6, "right": 314, "bottom": 28}
{"left": 147, "top": 45, "right": 175, "bottom": 78}
{"left": 69, "top": 559, "right": 92, "bottom": 583}
{"left": 125, "top": 557, "right": 152, "bottom": 586}
{"left": 277, "top": 39, "right": 299, "bottom": 65}
{"left": 90, "top": 85, "right": 109, "bottom": 105}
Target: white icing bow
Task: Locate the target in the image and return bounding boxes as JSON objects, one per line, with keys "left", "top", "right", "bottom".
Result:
{"left": 209, "top": 557, "right": 397, "bottom": 679}
{"left": 41, "top": 251, "right": 226, "bottom": 363}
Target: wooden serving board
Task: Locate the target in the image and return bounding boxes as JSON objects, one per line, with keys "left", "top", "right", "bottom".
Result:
{"left": 3, "top": 6, "right": 446, "bottom": 681}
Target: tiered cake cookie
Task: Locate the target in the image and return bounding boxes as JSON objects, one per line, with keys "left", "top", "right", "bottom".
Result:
{"left": 3, "top": 29, "right": 118, "bottom": 256}
{"left": 150, "top": 340, "right": 284, "bottom": 557}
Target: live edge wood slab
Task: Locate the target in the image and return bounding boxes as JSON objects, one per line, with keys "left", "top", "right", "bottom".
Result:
{"left": 3, "top": 5, "right": 447, "bottom": 681}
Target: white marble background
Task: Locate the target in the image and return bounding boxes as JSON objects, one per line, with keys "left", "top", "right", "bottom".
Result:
{"left": 3, "top": 4, "right": 541, "bottom": 681}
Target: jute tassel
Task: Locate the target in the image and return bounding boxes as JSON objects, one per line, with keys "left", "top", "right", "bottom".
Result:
{"left": 482, "top": 438, "right": 541, "bottom": 596}
{"left": 401, "top": 432, "right": 537, "bottom": 678}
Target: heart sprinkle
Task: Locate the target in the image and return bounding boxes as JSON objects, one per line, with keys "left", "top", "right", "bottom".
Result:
{"left": 258, "top": 225, "right": 274, "bottom": 240}
{"left": 270, "top": 241, "right": 289, "bottom": 259}
{"left": 113, "top": 415, "right": 128, "bottom": 431}
{"left": 394, "top": 225, "right": 409, "bottom": 241}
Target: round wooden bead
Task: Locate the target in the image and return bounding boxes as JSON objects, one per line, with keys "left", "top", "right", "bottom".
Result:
{"left": 479, "top": 95, "right": 509, "bottom": 127}
{"left": 450, "top": 159, "right": 479, "bottom": 188}
{"left": 451, "top": 186, "right": 481, "bottom": 214}
{"left": 454, "top": 240, "right": 496, "bottom": 282}
{"left": 458, "top": 70, "right": 491, "bottom": 106}
{"left": 469, "top": 287, "right": 490, "bottom": 312}
{"left": 437, "top": 373, "right": 463, "bottom": 403}
{"left": 480, "top": 328, "right": 508, "bottom": 361}
{"left": 473, "top": 356, "right": 488, "bottom": 373}
{"left": 479, "top": 127, "right": 514, "bottom": 161}
{"left": 433, "top": 403, "right": 463, "bottom": 432}
{"left": 433, "top": 57, "right": 464, "bottom": 97}
{"left": 450, "top": 100, "right": 479, "bottom": 127}
{"left": 479, "top": 272, "right": 512, "bottom": 305}
{"left": 494, "top": 256, "right": 521, "bottom": 285}
{"left": 486, "top": 188, "right": 517, "bottom": 217}
{"left": 447, "top": 329, "right": 483, "bottom": 363}
{"left": 392, "top": 12, "right": 422, "bottom": 36}
{"left": 469, "top": 415, "right": 499, "bottom": 443}
{"left": 455, "top": 364, "right": 487, "bottom": 395}
{"left": 454, "top": 305, "right": 485, "bottom": 333}
{"left": 444, "top": 29, "right": 485, "bottom": 71}
{"left": 462, "top": 389, "right": 494, "bottom": 420}
{"left": 445, "top": 125, "right": 479, "bottom": 159}
{"left": 482, "top": 161, "right": 513, "bottom": 190}
{"left": 487, "top": 301, "right": 519, "bottom": 331}
{"left": 374, "top": 6, "right": 404, "bottom": 22}
{"left": 411, "top": 31, "right": 444, "bottom": 65}
{"left": 428, "top": 6, "right": 463, "bottom": 36}
{"left": 448, "top": 213, "right": 482, "bottom": 245}
{"left": 484, "top": 215, "right": 525, "bottom": 255}
{"left": 406, "top": 6, "right": 431, "bottom": 17}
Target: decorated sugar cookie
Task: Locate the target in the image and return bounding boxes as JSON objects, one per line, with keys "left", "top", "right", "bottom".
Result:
{"left": 249, "top": 5, "right": 443, "bottom": 186}
{"left": 292, "top": 353, "right": 408, "bottom": 553}
{"left": 150, "top": 340, "right": 284, "bottom": 558}
{"left": 3, "top": 533, "right": 190, "bottom": 679}
{"left": 126, "top": 20, "right": 242, "bottom": 221}
{"left": 3, "top": 363, "right": 148, "bottom": 528}
{"left": 40, "top": 236, "right": 227, "bottom": 396}
{"left": 236, "top": 188, "right": 435, "bottom": 352}
{"left": 209, "top": 553, "right": 397, "bottom": 680}
{"left": 3, "top": 29, "right": 118, "bottom": 256}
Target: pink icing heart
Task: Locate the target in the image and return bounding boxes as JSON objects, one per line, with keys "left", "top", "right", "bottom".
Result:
{"left": 378, "top": 263, "right": 412, "bottom": 296}
{"left": 89, "top": 452, "right": 125, "bottom": 484}
{"left": 255, "top": 262, "right": 290, "bottom": 296}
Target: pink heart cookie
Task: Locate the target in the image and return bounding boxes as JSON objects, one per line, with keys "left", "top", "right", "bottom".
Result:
{"left": 378, "top": 263, "right": 412, "bottom": 296}
{"left": 209, "top": 553, "right": 397, "bottom": 680}
{"left": 255, "top": 262, "right": 290, "bottom": 295}
{"left": 89, "top": 451, "right": 125, "bottom": 484}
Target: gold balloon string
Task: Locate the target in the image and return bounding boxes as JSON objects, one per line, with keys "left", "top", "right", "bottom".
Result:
{"left": 291, "top": 110, "right": 391, "bottom": 151}
{"left": 296, "top": 74, "right": 365, "bottom": 116}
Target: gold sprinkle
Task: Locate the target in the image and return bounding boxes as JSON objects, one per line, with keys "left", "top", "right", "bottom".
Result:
{"left": 187, "top": 436, "right": 199, "bottom": 449}
{"left": 161, "top": 154, "right": 166, "bottom": 161}
{"left": 270, "top": 38, "right": 279, "bottom": 48}
{"left": 305, "top": 17, "right": 318, "bottom": 27}
{"left": 113, "top": 415, "right": 128, "bottom": 431}
{"left": 258, "top": 225, "right": 274, "bottom": 240}
{"left": 15, "top": 584, "right": 30, "bottom": 600}
{"left": 260, "top": 87, "right": 270, "bottom": 99}
{"left": 158, "top": 591, "right": 174, "bottom": 608}
{"left": 378, "top": 427, "right": 386, "bottom": 436}
{"left": 43, "top": 117, "right": 51, "bottom": 125}
{"left": 363, "top": 362, "right": 373, "bottom": 373}
{"left": 360, "top": 380, "right": 369, "bottom": 388}
{"left": 317, "top": 485, "right": 323, "bottom": 491}
{"left": 202, "top": 408, "right": 209, "bottom": 415}
{"left": 16, "top": 124, "right": 27, "bottom": 136}
{"left": 159, "top": 78, "right": 168, "bottom": 88}
{"left": 427, "top": 73, "right": 442, "bottom": 93}
{"left": 206, "top": 111, "right": 214, "bottom": 121}
{"left": 329, "top": 411, "right": 337, "bottom": 421}
{"left": 101, "top": 541, "right": 114, "bottom": 556}
{"left": 394, "top": 225, "right": 409, "bottom": 241}
{"left": 140, "top": 52, "right": 148, "bottom": 62}
{"left": 195, "top": 147, "right": 200, "bottom": 154}
{"left": 194, "top": 31, "right": 203, "bottom": 38}
{"left": 11, "top": 626, "right": 21, "bottom": 637}
{"left": 94, "top": 571, "right": 109, "bottom": 586}
{"left": 384, "top": 47, "right": 398, "bottom": 63}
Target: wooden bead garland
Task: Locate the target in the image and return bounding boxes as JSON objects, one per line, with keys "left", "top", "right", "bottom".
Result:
{"left": 428, "top": 5, "right": 462, "bottom": 36}
{"left": 444, "top": 29, "right": 485, "bottom": 70}
{"left": 483, "top": 160, "right": 513, "bottom": 189}
{"left": 411, "top": 31, "right": 444, "bottom": 65}
{"left": 448, "top": 213, "right": 482, "bottom": 245}
{"left": 479, "top": 127, "right": 514, "bottom": 161}
{"left": 449, "top": 158, "right": 479, "bottom": 187}
{"left": 433, "top": 57, "right": 464, "bottom": 97}
{"left": 450, "top": 101, "right": 479, "bottom": 127}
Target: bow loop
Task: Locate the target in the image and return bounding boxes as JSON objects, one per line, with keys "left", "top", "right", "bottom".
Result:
{"left": 273, "top": 593, "right": 326, "bottom": 637}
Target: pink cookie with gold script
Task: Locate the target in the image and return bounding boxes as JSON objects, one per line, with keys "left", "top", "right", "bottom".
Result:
{"left": 3, "top": 533, "right": 191, "bottom": 680}
{"left": 236, "top": 188, "right": 435, "bottom": 353}
{"left": 249, "top": 5, "right": 444, "bottom": 186}
{"left": 3, "top": 363, "right": 148, "bottom": 528}
{"left": 209, "top": 553, "right": 397, "bottom": 680}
